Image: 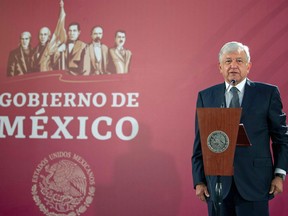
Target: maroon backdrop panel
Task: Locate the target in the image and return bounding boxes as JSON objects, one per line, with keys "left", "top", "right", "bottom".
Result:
{"left": 0, "top": 0, "right": 288, "bottom": 215}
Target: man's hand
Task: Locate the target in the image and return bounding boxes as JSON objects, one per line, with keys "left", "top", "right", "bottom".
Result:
{"left": 269, "top": 176, "right": 284, "bottom": 196}
{"left": 196, "top": 183, "right": 210, "bottom": 201}
{"left": 58, "top": 43, "right": 66, "bottom": 52}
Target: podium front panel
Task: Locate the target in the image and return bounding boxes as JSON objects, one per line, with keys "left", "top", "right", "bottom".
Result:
{"left": 197, "top": 108, "right": 241, "bottom": 176}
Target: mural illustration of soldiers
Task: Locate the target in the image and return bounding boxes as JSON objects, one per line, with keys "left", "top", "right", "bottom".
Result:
{"left": 7, "top": 31, "right": 33, "bottom": 77}
{"left": 107, "top": 30, "right": 132, "bottom": 74}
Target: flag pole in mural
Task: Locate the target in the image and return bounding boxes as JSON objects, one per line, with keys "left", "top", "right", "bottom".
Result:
{"left": 49, "top": 0, "right": 67, "bottom": 70}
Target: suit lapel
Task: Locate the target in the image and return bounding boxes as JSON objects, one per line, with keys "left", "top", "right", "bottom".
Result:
{"left": 88, "top": 44, "right": 97, "bottom": 68}
{"left": 240, "top": 79, "right": 255, "bottom": 120}
{"left": 115, "top": 49, "right": 125, "bottom": 62}
{"left": 19, "top": 48, "right": 28, "bottom": 72}
{"left": 216, "top": 83, "right": 226, "bottom": 107}
{"left": 101, "top": 45, "right": 108, "bottom": 70}
{"left": 71, "top": 41, "right": 81, "bottom": 56}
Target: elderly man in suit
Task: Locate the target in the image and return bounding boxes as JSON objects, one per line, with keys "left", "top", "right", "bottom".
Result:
{"left": 192, "top": 41, "right": 288, "bottom": 216}
{"left": 87, "top": 26, "right": 109, "bottom": 75}
{"left": 32, "top": 27, "right": 53, "bottom": 72}
{"left": 107, "top": 30, "right": 132, "bottom": 74}
{"left": 7, "top": 31, "right": 33, "bottom": 76}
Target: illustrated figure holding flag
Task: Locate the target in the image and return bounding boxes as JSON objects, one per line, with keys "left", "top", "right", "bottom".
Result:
{"left": 32, "top": 0, "right": 67, "bottom": 72}
{"left": 32, "top": 27, "right": 52, "bottom": 72}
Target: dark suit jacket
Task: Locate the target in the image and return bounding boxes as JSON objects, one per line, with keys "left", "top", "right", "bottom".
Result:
{"left": 107, "top": 47, "right": 132, "bottom": 74}
{"left": 32, "top": 43, "right": 53, "bottom": 72}
{"left": 192, "top": 79, "right": 288, "bottom": 202}
{"left": 66, "top": 40, "right": 90, "bottom": 75}
{"left": 7, "top": 46, "right": 33, "bottom": 76}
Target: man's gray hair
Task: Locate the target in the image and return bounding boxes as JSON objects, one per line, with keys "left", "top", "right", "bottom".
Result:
{"left": 20, "top": 31, "right": 31, "bottom": 39}
{"left": 218, "top": 41, "right": 250, "bottom": 62}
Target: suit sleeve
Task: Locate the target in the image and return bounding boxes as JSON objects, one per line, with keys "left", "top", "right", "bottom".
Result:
{"left": 82, "top": 46, "right": 91, "bottom": 75}
{"left": 192, "top": 92, "right": 206, "bottom": 188}
{"left": 7, "top": 51, "right": 16, "bottom": 77}
{"left": 269, "top": 87, "right": 288, "bottom": 172}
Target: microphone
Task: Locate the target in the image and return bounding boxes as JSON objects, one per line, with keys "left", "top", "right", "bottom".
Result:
{"left": 221, "top": 79, "right": 236, "bottom": 107}
{"left": 226, "top": 79, "right": 236, "bottom": 91}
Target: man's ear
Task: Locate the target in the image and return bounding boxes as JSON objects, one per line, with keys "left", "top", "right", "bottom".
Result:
{"left": 247, "top": 62, "right": 252, "bottom": 73}
{"left": 218, "top": 63, "right": 223, "bottom": 73}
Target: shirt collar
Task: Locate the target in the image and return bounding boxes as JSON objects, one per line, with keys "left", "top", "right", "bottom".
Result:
{"left": 93, "top": 42, "right": 101, "bottom": 47}
{"left": 225, "top": 78, "right": 247, "bottom": 93}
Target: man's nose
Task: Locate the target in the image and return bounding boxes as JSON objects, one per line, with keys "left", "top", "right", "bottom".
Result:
{"left": 230, "top": 60, "right": 238, "bottom": 67}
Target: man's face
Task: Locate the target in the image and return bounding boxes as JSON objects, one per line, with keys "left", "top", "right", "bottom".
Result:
{"left": 20, "top": 33, "right": 31, "bottom": 49}
{"left": 115, "top": 32, "right": 126, "bottom": 47}
{"left": 68, "top": 25, "right": 80, "bottom": 41}
{"left": 91, "top": 27, "right": 103, "bottom": 42}
{"left": 39, "top": 27, "right": 50, "bottom": 45}
{"left": 219, "top": 49, "right": 252, "bottom": 84}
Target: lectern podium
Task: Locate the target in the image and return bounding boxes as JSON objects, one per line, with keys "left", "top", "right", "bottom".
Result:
{"left": 197, "top": 108, "right": 250, "bottom": 176}
{"left": 196, "top": 108, "right": 251, "bottom": 215}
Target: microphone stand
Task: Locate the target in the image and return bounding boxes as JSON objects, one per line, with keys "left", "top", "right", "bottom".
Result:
{"left": 214, "top": 175, "right": 222, "bottom": 216}
{"left": 215, "top": 79, "right": 236, "bottom": 215}
{"left": 216, "top": 80, "right": 235, "bottom": 215}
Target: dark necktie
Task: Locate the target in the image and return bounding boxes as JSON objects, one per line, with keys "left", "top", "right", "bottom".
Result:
{"left": 229, "top": 87, "right": 240, "bottom": 108}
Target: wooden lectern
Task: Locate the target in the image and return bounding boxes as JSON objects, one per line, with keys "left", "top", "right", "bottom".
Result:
{"left": 197, "top": 108, "right": 250, "bottom": 176}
